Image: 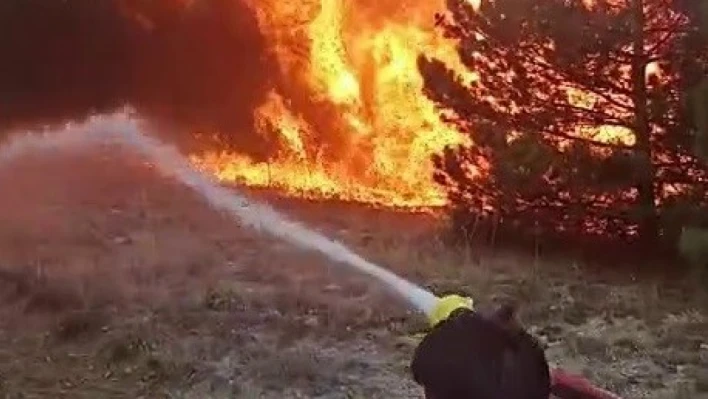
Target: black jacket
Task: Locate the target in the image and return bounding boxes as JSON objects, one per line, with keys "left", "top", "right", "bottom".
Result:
{"left": 410, "top": 308, "right": 551, "bottom": 399}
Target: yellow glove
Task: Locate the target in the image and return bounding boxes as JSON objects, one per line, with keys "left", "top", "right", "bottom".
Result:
{"left": 427, "top": 294, "right": 474, "bottom": 327}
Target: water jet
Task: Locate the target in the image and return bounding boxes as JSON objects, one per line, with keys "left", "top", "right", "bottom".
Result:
{"left": 0, "top": 112, "right": 466, "bottom": 325}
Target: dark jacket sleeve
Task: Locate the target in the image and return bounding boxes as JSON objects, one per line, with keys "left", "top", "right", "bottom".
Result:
{"left": 411, "top": 308, "right": 551, "bottom": 399}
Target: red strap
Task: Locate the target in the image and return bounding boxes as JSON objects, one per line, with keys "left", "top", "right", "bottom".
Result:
{"left": 550, "top": 368, "right": 623, "bottom": 399}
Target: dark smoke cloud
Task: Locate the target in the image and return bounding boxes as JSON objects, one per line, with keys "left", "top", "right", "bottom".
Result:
{"left": 0, "top": 0, "right": 276, "bottom": 157}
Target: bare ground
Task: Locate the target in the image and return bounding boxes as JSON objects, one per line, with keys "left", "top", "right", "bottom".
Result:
{"left": 0, "top": 148, "right": 707, "bottom": 398}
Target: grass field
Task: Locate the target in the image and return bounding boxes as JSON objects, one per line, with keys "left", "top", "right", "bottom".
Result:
{"left": 0, "top": 148, "right": 707, "bottom": 398}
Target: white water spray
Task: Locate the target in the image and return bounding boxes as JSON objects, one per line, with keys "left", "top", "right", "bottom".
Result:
{"left": 0, "top": 120, "right": 110, "bottom": 167}
{"left": 0, "top": 113, "right": 439, "bottom": 316}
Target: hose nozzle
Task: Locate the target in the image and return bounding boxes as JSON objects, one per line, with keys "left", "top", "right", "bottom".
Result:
{"left": 427, "top": 294, "right": 474, "bottom": 327}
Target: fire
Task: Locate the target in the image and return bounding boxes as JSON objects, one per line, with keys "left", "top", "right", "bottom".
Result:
{"left": 309, "top": 0, "right": 361, "bottom": 105}
{"left": 189, "top": 0, "right": 634, "bottom": 209}
{"left": 191, "top": 0, "right": 476, "bottom": 209}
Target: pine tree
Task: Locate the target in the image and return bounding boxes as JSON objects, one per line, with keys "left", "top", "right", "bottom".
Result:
{"left": 419, "top": 0, "right": 707, "bottom": 246}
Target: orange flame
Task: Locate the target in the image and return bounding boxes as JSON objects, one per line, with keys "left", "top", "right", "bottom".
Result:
{"left": 190, "top": 0, "right": 633, "bottom": 209}
{"left": 190, "top": 0, "right": 478, "bottom": 208}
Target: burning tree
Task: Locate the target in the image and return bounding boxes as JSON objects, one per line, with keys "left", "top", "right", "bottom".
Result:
{"left": 419, "top": 0, "right": 708, "bottom": 248}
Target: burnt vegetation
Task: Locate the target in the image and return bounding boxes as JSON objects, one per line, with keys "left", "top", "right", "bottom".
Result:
{"left": 419, "top": 0, "right": 708, "bottom": 270}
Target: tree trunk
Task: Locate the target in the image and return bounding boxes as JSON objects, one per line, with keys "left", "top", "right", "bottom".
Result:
{"left": 631, "top": 0, "right": 659, "bottom": 244}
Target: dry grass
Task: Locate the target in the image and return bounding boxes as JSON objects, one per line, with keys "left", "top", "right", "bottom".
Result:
{"left": 0, "top": 149, "right": 706, "bottom": 398}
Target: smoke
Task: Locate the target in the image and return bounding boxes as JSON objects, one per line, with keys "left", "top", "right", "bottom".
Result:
{"left": 0, "top": 0, "right": 276, "bottom": 158}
